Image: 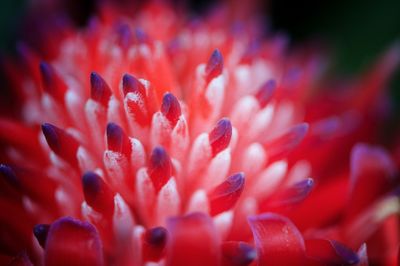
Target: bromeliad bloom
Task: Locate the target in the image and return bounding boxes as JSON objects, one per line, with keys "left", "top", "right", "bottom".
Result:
{"left": 0, "top": 1, "right": 400, "bottom": 265}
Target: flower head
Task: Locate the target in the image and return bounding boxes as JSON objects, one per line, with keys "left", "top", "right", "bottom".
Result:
{"left": 0, "top": 1, "right": 399, "bottom": 265}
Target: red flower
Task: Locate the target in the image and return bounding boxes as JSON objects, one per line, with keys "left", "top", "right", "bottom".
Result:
{"left": 0, "top": 2, "right": 399, "bottom": 265}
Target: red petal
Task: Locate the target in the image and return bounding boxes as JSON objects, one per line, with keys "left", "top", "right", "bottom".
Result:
{"left": 248, "top": 213, "right": 305, "bottom": 265}
{"left": 166, "top": 213, "right": 221, "bottom": 266}
{"left": 288, "top": 175, "right": 348, "bottom": 231}
{"left": 39, "top": 62, "right": 67, "bottom": 102}
{"left": 44, "top": 217, "right": 104, "bottom": 266}
{"left": 346, "top": 144, "right": 396, "bottom": 221}
{"left": 8, "top": 252, "right": 33, "bottom": 266}
{"left": 208, "top": 172, "right": 245, "bottom": 216}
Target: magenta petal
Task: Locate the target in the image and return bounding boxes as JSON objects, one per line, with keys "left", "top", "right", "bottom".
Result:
{"left": 248, "top": 213, "right": 305, "bottom": 265}
{"left": 166, "top": 213, "right": 221, "bottom": 266}
{"left": 44, "top": 217, "right": 104, "bottom": 266}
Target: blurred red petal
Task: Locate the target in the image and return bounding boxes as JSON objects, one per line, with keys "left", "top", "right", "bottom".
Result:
{"left": 166, "top": 213, "right": 221, "bottom": 266}
{"left": 248, "top": 213, "right": 305, "bottom": 265}
{"left": 44, "top": 217, "right": 104, "bottom": 266}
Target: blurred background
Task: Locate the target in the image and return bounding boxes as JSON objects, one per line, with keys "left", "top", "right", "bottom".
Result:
{"left": 0, "top": 0, "right": 399, "bottom": 99}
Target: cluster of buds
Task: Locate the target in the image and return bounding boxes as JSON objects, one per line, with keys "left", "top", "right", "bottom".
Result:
{"left": 0, "top": 2, "right": 399, "bottom": 265}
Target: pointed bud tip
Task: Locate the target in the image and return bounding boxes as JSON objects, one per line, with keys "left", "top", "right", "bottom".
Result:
{"left": 209, "top": 172, "right": 245, "bottom": 216}
{"left": 39, "top": 61, "right": 51, "bottom": 75}
{"left": 116, "top": 24, "right": 132, "bottom": 49}
{"left": 82, "top": 172, "right": 101, "bottom": 197}
{"left": 39, "top": 61, "right": 53, "bottom": 86}
{"left": 149, "top": 146, "right": 172, "bottom": 192}
{"left": 256, "top": 79, "right": 276, "bottom": 107}
{"left": 205, "top": 49, "right": 223, "bottom": 82}
{"left": 122, "top": 73, "right": 144, "bottom": 96}
{"left": 90, "top": 72, "right": 111, "bottom": 105}
{"left": 0, "top": 164, "right": 19, "bottom": 187}
{"left": 135, "top": 28, "right": 149, "bottom": 43}
{"left": 331, "top": 240, "right": 360, "bottom": 265}
{"left": 82, "top": 171, "right": 114, "bottom": 215}
{"left": 41, "top": 123, "right": 60, "bottom": 152}
{"left": 146, "top": 227, "right": 167, "bottom": 247}
{"left": 161, "top": 92, "right": 181, "bottom": 126}
{"left": 106, "top": 122, "right": 123, "bottom": 152}
{"left": 209, "top": 118, "right": 232, "bottom": 156}
{"left": 33, "top": 224, "right": 50, "bottom": 248}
